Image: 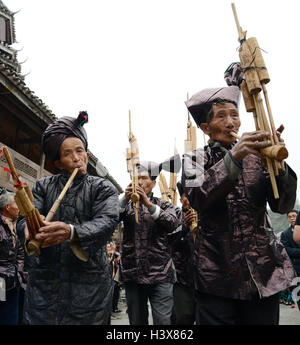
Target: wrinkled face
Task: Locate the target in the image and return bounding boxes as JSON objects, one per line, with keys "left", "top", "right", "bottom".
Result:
{"left": 180, "top": 193, "right": 190, "bottom": 210}
{"left": 288, "top": 212, "right": 298, "bottom": 227}
{"left": 55, "top": 137, "right": 89, "bottom": 175}
{"left": 201, "top": 102, "right": 241, "bottom": 147}
{"left": 6, "top": 201, "right": 19, "bottom": 221}
{"left": 138, "top": 171, "right": 156, "bottom": 196}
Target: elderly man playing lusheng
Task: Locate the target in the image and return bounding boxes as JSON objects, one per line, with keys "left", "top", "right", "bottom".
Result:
{"left": 17, "top": 112, "right": 119, "bottom": 325}
{"left": 182, "top": 67, "right": 297, "bottom": 325}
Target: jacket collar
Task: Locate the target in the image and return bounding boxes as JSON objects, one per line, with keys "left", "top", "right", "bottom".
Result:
{"left": 61, "top": 171, "right": 88, "bottom": 184}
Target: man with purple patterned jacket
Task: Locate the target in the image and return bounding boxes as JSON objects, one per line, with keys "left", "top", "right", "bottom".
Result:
{"left": 182, "top": 73, "right": 297, "bottom": 325}
{"left": 119, "top": 156, "right": 181, "bottom": 325}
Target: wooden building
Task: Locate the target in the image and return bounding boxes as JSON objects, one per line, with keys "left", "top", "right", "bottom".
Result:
{"left": 0, "top": 1, "right": 123, "bottom": 195}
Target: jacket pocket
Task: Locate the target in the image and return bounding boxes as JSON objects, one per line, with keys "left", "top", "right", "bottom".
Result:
{"left": 26, "top": 280, "right": 57, "bottom": 309}
{"left": 69, "top": 271, "right": 110, "bottom": 312}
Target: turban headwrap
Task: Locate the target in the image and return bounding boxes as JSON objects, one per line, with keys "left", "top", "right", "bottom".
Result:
{"left": 41, "top": 111, "right": 89, "bottom": 162}
{"left": 138, "top": 153, "right": 182, "bottom": 181}
{"left": 185, "top": 62, "right": 243, "bottom": 127}
{"left": 185, "top": 86, "right": 241, "bottom": 127}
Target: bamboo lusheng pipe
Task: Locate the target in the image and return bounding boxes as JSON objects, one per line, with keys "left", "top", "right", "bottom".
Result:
{"left": 231, "top": 3, "right": 288, "bottom": 198}
{"left": 229, "top": 131, "right": 288, "bottom": 161}
{"left": 25, "top": 168, "right": 80, "bottom": 256}
{"left": 184, "top": 94, "right": 198, "bottom": 242}
{"left": 187, "top": 207, "right": 198, "bottom": 243}
{"left": 2, "top": 146, "right": 85, "bottom": 258}
{"left": 159, "top": 173, "right": 170, "bottom": 201}
{"left": 184, "top": 93, "right": 198, "bottom": 153}
{"left": 127, "top": 110, "right": 140, "bottom": 223}
{"left": 46, "top": 168, "right": 78, "bottom": 222}
{"left": 25, "top": 168, "right": 79, "bottom": 255}
{"left": 2, "top": 146, "right": 43, "bottom": 254}
{"left": 169, "top": 172, "right": 178, "bottom": 206}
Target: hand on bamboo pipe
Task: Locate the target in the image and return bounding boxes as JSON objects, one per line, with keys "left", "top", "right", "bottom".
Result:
{"left": 184, "top": 209, "right": 197, "bottom": 229}
{"left": 230, "top": 130, "right": 272, "bottom": 163}
{"left": 34, "top": 221, "right": 72, "bottom": 248}
{"left": 125, "top": 181, "right": 154, "bottom": 210}
{"left": 135, "top": 185, "right": 153, "bottom": 209}
{"left": 24, "top": 214, "right": 46, "bottom": 241}
{"left": 124, "top": 183, "right": 133, "bottom": 202}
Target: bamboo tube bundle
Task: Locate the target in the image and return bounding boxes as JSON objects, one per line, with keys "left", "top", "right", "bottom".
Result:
{"left": 184, "top": 93, "right": 198, "bottom": 153}
{"left": 2, "top": 146, "right": 83, "bottom": 257}
{"left": 184, "top": 95, "right": 198, "bottom": 242}
{"left": 169, "top": 173, "right": 177, "bottom": 206}
{"left": 231, "top": 3, "right": 288, "bottom": 199}
{"left": 158, "top": 173, "right": 170, "bottom": 201}
{"left": 189, "top": 207, "right": 198, "bottom": 243}
{"left": 1, "top": 146, "right": 44, "bottom": 255}
{"left": 126, "top": 110, "right": 140, "bottom": 222}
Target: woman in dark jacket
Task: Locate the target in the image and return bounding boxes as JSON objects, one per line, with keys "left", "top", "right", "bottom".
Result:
{"left": 0, "top": 188, "right": 26, "bottom": 325}
{"left": 17, "top": 112, "right": 119, "bottom": 325}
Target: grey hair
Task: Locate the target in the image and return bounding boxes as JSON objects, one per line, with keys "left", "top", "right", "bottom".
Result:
{"left": 0, "top": 192, "right": 15, "bottom": 211}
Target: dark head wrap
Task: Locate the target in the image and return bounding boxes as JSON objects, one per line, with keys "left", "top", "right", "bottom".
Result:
{"left": 185, "top": 63, "right": 243, "bottom": 127}
{"left": 138, "top": 153, "right": 181, "bottom": 181}
{"left": 42, "top": 111, "right": 89, "bottom": 162}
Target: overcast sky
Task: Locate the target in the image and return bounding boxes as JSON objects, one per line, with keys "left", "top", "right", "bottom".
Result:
{"left": 5, "top": 0, "right": 300, "bottom": 200}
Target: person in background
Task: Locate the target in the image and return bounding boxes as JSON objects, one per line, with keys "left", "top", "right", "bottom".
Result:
{"left": 280, "top": 210, "right": 300, "bottom": 309}
{"left": 112, "top": 252, "right": 122, "bottom": 313}
{"left": 0, "top": 188, "right": 26, "bottom": 325}
{"left": 170, "top": 182, "right": 197, "bottom": 325}
{"left": 119, "top": 156, "right": 181, "bottom": 325}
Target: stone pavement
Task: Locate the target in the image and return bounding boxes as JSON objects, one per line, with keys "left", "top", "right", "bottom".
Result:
{"left": 111, "top": 287, "right": 300, "bottom": 325}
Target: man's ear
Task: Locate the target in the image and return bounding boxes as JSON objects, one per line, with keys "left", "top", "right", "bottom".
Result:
{"left": 200, "top": 123, "right": 210, "bottom": 136}
{"left": 86, "top": 151, "right": 90, "bottom": 159}
{"left": 54, "top": 159, "right": 63, "bottom": 171}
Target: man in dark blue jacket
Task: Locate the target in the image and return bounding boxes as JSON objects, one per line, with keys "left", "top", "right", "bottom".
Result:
{"left": 281, "top": 210, "right": 300, "bottom": 310}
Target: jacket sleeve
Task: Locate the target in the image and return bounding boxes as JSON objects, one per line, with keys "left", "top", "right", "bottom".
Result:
{"left": 16, "top": 237, "right": 27, "bottom": 288}
{"left": 73, "top": 179, "right": 120, "bottom": 257}
{"left": 267, "top": 163, "right": 297, "bottom": 214}
{"left": 154, "top": 201, "right": 180, "bottom": 234}
{"left": 280, "top": 230, "right": 300, "bottom": 259}
{"left": 182, "top": 149, "right": 238, "bottom": 212}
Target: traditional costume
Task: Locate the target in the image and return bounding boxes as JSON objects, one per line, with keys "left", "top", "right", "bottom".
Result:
{"left": 119, "top": 155, "right": 181, "bottom": 325}
{"left": 18, "top": 112, "right": 119, "bottom": 325}
{"left": 169, "top": 181, "right": 196, "bottom": 325}
{"left": 182, "top": 69, "right": 297, "bottom": 324}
